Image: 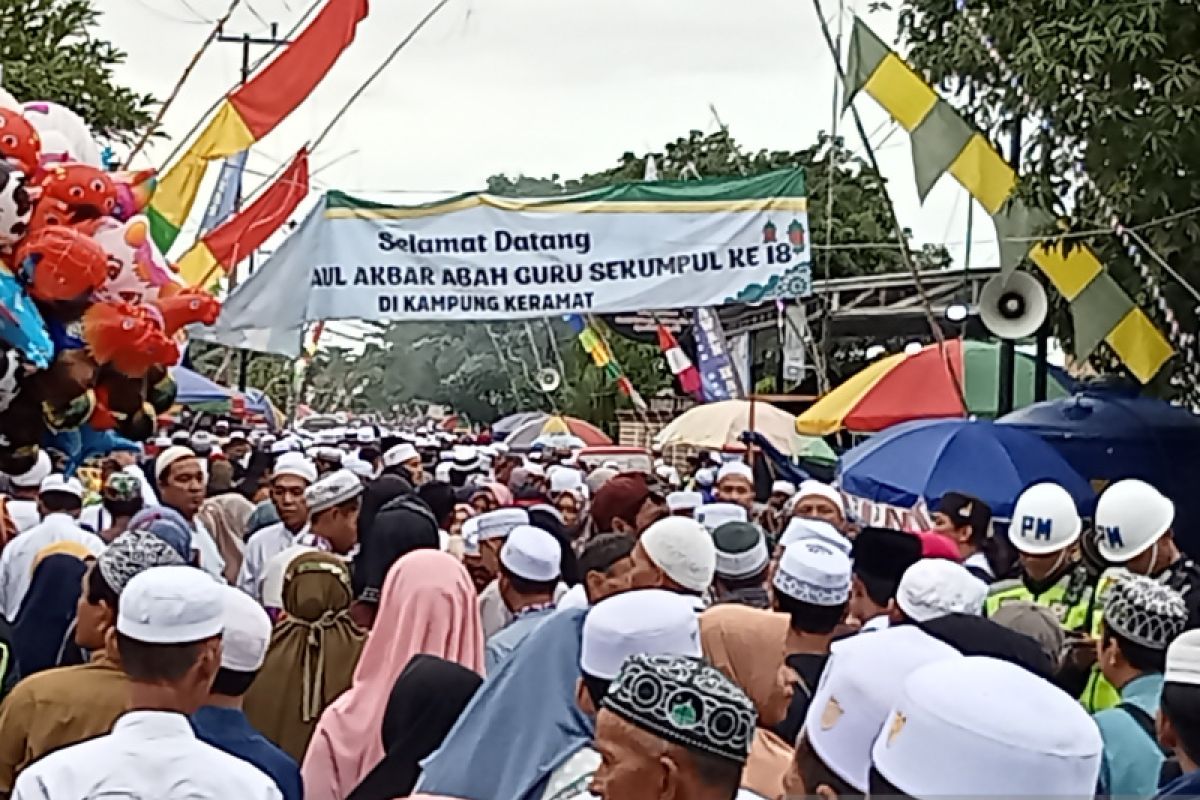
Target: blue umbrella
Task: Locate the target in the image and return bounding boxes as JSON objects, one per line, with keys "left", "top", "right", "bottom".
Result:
{"left": 837, "top": 418, "right": 1094, "bottom": 519}
{"left": 170, "top": 367, "right": 231, "bottom": 410}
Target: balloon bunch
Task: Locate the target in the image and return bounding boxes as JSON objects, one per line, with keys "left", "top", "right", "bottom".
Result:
{"left": 0, "top": 91, "right": 221, "bottom": 474}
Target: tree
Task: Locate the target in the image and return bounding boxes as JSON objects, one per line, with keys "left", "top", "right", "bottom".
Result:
{"left": 893, "top": 0, "right": 1200, "bottom": 390}
{"left": 0, "top": 0, "right": 156, "bottom": 142}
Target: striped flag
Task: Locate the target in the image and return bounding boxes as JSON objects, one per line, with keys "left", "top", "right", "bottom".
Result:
{"left": 657, "top": 324, "right": 701, "bottom": 398}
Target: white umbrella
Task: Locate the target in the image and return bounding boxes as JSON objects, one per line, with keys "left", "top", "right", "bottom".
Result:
{"left": 654, "top": 400, "right": 800, "bottom": 453}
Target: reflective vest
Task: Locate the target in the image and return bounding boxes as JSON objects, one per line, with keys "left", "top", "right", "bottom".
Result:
{"left": 984, "top": 563, "right": 1099, "bottom": 632}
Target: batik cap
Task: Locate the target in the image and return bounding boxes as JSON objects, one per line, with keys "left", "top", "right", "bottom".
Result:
{"left": 1103, "top": 571, "right": 1187, "bottom": 649}
{"left": 99, "top": 529, "right": 187, "bottom": 594}
{"left": 103, "top": 472, "right": 142, "bottom": 502}
{"left": 773, "top": 539, "right": 851, "bottom": 606}
{"left": 603, "top": 654, "right": 757, "bottom": 764}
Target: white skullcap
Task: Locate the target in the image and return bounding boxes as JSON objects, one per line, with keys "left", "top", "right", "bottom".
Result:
{"left": 773, "top": 539, "right": 852, "bottom": 606}
{"left": 771, "top": 480, "right": 797, "bottom": 497}
{"left": 580, "top": 589, "right": 702, "bottom": 680}
{"left": 154, "top": 446, "right": 197, "bottom": 482}
{"left": 269, "top": 439, "right": 296, "bottom": 455}
{"left": 153, "top": 435, "right": 172, "bottom": 448}
{"left": 117, "top": 565, "right": 224, "bottom": 644}
{"left": 694, "top": 467, "right": 715, "bottom": 488}
{"left": 39, "top": 474, "right": 83, "bottom": 499}
{"left": 356, "top": 428, "right": 377, "bottom": 444}
{"left": 7, "top": 450, "right": 50, "bottom": 487}
{"left": 313, "top": 446, "right": 343, "bottom": 464}
{"left": 170, "top": 430, "right": 191, "bottom": 444}
{"left": 796, "top": 479, "right": 846, "bottom": 515}
{"left": 896, "top": 559, "right": 988, "bottom": 622}
{"left": 434, "top": 462, "right": 453, "bottom": 482}
{"left": 1166, "top": 629, "right": 1200, "bottom": 687}
{"left": 806, "top": 625, "right": 962, "bottom": 791}
{"left": 524, "top": 462, "right": 546, "bottom": 477}
{"left": 715, "top": 461, "right": 753, "bottom": 485}
{"left": 218, "top": 585, "right": 272, "bottom": 672}
{"left": 666, "top": 491, "right": 704, "bottom": 514}
{"left": 549, "top": 468, "right": 587, "bottom": 497}
{"left": 780, "top": 516, "right": 852, "bottom": 556}
{"left": 694, "top": 502, "right": 749, "bottom": 533}
{"left": 272, "top": 452, "right": 318, "bottom": 484}
{"left": 342, "top": 456, "right": 374, "bottom": 479}
{"left": 383, "top": 443, "right": 419, "bottom": 467}
{"left": 873, "top": 657, "right": 1102, "bottom": 798}
{"left": 639, "top": 517, "right": 716, "bottom": 593}
{"left": 500, "top": 525, "right": 562, "bottom": 582}
{"left": 476, "top": 508, "right": 529, "bottom": 542}
{"left": 452, "top": 445, "right": 479, "bottom": 467}
{"left": 305, "top": 469, "right": 364, "bottom": 516}
{"left": 261, "top": 545, "right": 318, "bottom": 609}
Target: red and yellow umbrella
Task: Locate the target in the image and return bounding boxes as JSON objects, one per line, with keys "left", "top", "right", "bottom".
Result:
{"left": 796, "top": 340, "right": 1070, "bottom": 435}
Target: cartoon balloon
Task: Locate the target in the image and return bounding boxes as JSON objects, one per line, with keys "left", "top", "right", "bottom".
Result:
{"left": 0, "top": 161, "right": 31, "bottom": 245}
{"left": 16, "top": 225, "right": 108, "bottom": 304}
{"left": 92, "top": 215, "right": 182, "bottom": 306}
{"left": 0, "top": 269, "right": 52, "bottom": 367}
{"left": 110, "top": 169, "right": 157, "bottom": 221}
{"left": 22, "top": 101, "right": 102, "bottom": 167}
{"left": 30, "top": 163, "right": 116, "bottom": 229}
{"left": 82, "top": 301, "right": 179, "bottom": 377}
{"left": 0, "top": 109, "right": 41, "bottom": 175}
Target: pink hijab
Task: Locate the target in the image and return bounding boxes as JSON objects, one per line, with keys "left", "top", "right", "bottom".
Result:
{"left": 479, "top": 482, "right": 513, "bottom": 507}
{"left": 301, "top": 550, "right": 484, "bottom": 799}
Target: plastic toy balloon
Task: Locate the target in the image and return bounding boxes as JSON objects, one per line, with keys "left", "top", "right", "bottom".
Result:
{"left": 0, "top": 109, "right": 41, "bottom": 175}
{"left": 0, "top": 161, "right": 31, "bottom": 246}
{"left": 0, "top": 87, "right": 20, "bottom": 112}
{"left": 16, "top": 225, "right": 108, "bottom": 303}
{"left": 82, "top": 301, "right": 179, "bottom": 377}
{"left": 91, "top": 215, "right": 182, "bottom": 306}
{"left": 31, "top": 163, "right": 116, "bottom": 229}
{"left": 110, "top": 169, "right": 157, "bottom": 222}
{"left": 44, "top": 424, "right": 141, "bottom": 475}
{"left": 0, "top": 269, "right": 52, "bottom": 367}
{"left": 155, "top": 291, "right": 221, "bottom": 335}
{"left": 22, "top": 101, "right": 102, "bottom": 167}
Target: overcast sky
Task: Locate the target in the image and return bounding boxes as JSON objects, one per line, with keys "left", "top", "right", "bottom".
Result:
{"left": 97, "top": 0, "right": 998, "bottom": 282}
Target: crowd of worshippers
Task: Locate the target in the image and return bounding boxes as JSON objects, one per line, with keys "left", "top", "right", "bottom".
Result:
{"left": 0, "top": 420, "right": 1199, "bottom": 800}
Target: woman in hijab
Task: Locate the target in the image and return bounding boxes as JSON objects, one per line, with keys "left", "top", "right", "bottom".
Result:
{"left": 303, "top": 550, "right": 484, "bottom": 799}
{"left": 346, "top": 655, "right": 482, "bottom": 800}
{"left": 197, "top": 493, "right": 255, "bottom": 584}
{"left": 470, "top": 482, "right": 512, "bottom": 514}
{"left": 11, "top": 545, "right": 91, "bottom": 677}
{"left": 244, "top": 552, "right": 366, "bottom": 762}
{"left": 699, "top": 603, "right": 796, "bottom": 800}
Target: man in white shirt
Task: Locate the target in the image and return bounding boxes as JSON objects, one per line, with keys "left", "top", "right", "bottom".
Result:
{"left": 2, "top": 451, "right": 51, "bottom": 533}
{"left": 12, "top": 565, "right": 281, "bottom": 800}
{"left": 238, "top": 453, "right": 318, "bottom": 601}
{"left": 0, "top": 474, "right": 104, "bottom": 620}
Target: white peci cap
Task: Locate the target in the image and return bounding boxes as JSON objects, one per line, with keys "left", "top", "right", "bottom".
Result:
{"left": 640, "top": 517, "right": 716, "bottom": 593}
{"left": 39, "top": 474, "right": 83, "bottom": 499}
{"left": 305, "top": 469, "right": 364, "bottom": 516}
{"left": 117, "top": 565, "right": 224, "bottom": 644}
{"left": 476, "top": 508, "right": 529, "bottom": 542}
{"left": 500, "top": 525, "right": 562, "bottom": 582}
{"left": 272, "top": 452, "right": 318, "bottom": 484}
{"left": 773, "top": 539, "right": 851, "bottom": 606}
{"left": 8, "top": 451, "right": 51, "bottom": 488}
{"left": 779, "top": 516, "right": 851, "bottom": 556}
{"left": 771, "top": 480, "right": 797, "bottom": 497}
{"left": 218, "top": 585, "right": 272, "bottom": 672}
{"left": 383, "top": 443, "right": 419, "bottom": 467}
{"left": 666, "top": 491, "right": 704, "bottom": 514}
{"left": 1095, "top": 479, "right": 1175, "bottom": 563}
{"left": 1165, "top": 629, "right": 1200, "bottom": 687}
{"left": 715, "top": 461, "right": 753, "bottom": 485}
{"left": 580, "top": 589, "right": 701, "bottom": 680}
{"left": 694, "top": 502, "right": 749, "bottom": 533}
{"left": 896, "top": 559, "right": 987, "bottom": 622}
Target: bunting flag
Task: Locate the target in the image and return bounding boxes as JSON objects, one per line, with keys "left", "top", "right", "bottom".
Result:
{"left": 565, "top": 315, "right": 647, "bottom": 411}
{"left": 694, "top": 307, "right": 744, "bottom": 401}
{"left": 657, "top": 324, "right": 702, "bottom": 398}
{"left": 197, "top": 151, "right": 248, "bottom": 235}
{"left": 176, "top": 148, "right": 310, "bottom": 288}
{"left": 148, "top": 0, "right": 369, "bottom": 251}
{"left": 844, "top": 18, "right": 1173, "bottom": 383}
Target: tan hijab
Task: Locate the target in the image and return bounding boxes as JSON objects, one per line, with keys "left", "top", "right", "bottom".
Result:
{"left": 196, "top": 493, "right": 254, "bottom": 584}
{"left": 244, "top": 552, "right": 366, "bottom": 761}
{"left": 699, "top": 604, "right": 794, "bottom": 800}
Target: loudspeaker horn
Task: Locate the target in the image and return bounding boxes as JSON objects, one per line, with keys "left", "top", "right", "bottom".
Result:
{"left": 536, "top": 367, "right": 561, "bottom": 393}
{"left": 979, "top": 271, "right": 1048, "bottom": 340}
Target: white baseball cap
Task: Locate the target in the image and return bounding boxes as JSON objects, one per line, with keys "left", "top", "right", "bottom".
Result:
{"left": 1095, "top": 479, "right": 1174, "bottom": 563}
{"left": 1007, "top": 482, "right": 1082, "bottom": 555}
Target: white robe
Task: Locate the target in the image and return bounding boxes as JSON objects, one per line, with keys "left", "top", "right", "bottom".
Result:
{"left": 238, "top": 522, "right": 309, "bottom": 601}
{"left": 6, "top": 499, "right": 39, "bottom": 533}
{"left": 0, "top": 513, "right": 105, "bottom": 620}
{"left": 12, "top": 710, "right": 281, "bottom": 800}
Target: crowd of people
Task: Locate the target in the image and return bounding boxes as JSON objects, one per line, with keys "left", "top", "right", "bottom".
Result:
{"left": 0, "top": 418, "right": 1197, "bottom": 800}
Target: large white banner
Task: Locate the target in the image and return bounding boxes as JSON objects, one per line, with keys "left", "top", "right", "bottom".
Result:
{"left": 208, "top": 170, "right": 812, "bottom": 346}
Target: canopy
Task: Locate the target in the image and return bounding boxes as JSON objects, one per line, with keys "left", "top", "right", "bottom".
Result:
{"left": 655, "top": 399, "right": 834, "bottom": 461}
{"left": 171, "top": 367, "right": 232, "bottom": 412}
{"left": 797, "top": 340, "right": 1071, "bottom": 435}
{"left": 837, "top": 418, "right": 1094, "bottom": 520}
{"left": 505, "top": 415, "right": 612, "bottom": 450}
{"left": 240, "top": 388, "right": 283, "bottom": 431}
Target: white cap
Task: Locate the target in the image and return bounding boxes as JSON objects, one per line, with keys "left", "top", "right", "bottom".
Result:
{"left": 39, "top": 473, "right": 83, "bottom": 499}
{"left": 452, "top": 445, "right": 479, "bottom": 467}
{"left": 191, "top": 431, "right": 215, "bottom": 450}
{"left": 342, "top": 456, "right": 374, "bottom": 479}
{"left": 694, "top": 467, "right": 715, "bottom": 488}
{"left": 1166, "top": 629, "right": 1200, "bottom": 686}
{"left": 305, "top": 469, "right": 364, "bottom": 516}
{"left": 154, "top": 446, "right": 197, "bottom": 482}
{"left": 1008, "top": 482, "right": 1082, "bottom": 555}
{"left": 773, "top": 539, "right": 852, "bottom": 606}
{"left": 807, "top": 625, "right": 962, "bottom": 791}
{"left": 872, "top": 656, "right": 1103, "bottom": 797}
{"left": 580, "top": 589, "right": 702, "bottom": 680}
{"left": 779, "top": 516, "right": 852, "bottom": 556}
{"left": 500, "top": 525, "right": 562, "bottom": 582}
{"left": 715, "top": 461, "right": 753, "bottom": 485}
{"left": 262, "top": 545, "right": 318, "bottom": 609}
{"left": 7, "top": 451, "right": 51, "bottom": 487}
{"left": 434, "top": 462, "right": 453, "bottom": 482}
{"left": 218, "top": 585, "right": 272, "bottom": 672}
{"left": 549, "top": 468, "right": 586, "bottom": 497}
{"left": 796, "top": 479, "right": 846, "bottom": 515}
{"left": 313, "top": 446, "right": 343, "bottom": 464}
{"left": 153, "top": 435, "right": 172, "bottom": 448}
{"left": 383, "top": 443, "right": 419, "bottom": 467}
{"left": 771, "top": 480, "right": 797, "bottom": 497}
{"left": 640, "top": 517, "right": 717, "bottom": 593}
{"left": 117, "top": 565, "right": 224, "bottom": 644}
{"left": 524, "top": 462, "right": 545, "bottom": 477}
{"left": 896, "top": 559, "right": 988, "bottom": 622}
{"left": 170, "top": 430, "right": 191, "bottom": 444}
{"left": 694, "top": 502, "right": 749, "bottom": 533}
{"left": 1096, "top": 479, "right": 1175, "bottom": 563}
{"left": 356, "top": 428, "right": 377, "bottom": 444}
{"left": 272, "top": 452, "right": 318, "bottom": 484}
{"left": 666, "top": 491, "right": 704, "bottom": 513}
{"left": 476, "top": 508, "right": 529, "bottom": 542}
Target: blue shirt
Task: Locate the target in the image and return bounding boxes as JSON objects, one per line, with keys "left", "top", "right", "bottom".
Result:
{"left": 485, "top": 605, "right": 557, "bottom": 674}
{"left": 191, "top": 705, "right": 303, "bottom": 800}
{"left": 1095, "top": 673, "right": 1166, "bottom": 799}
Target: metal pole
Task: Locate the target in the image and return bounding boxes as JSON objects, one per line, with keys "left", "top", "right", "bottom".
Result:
{"left": 1034, "top": 325, "right": 1049, "bottom": 402}
{"left": 998, "top": 119, "right": 1022, "bottom": 416}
